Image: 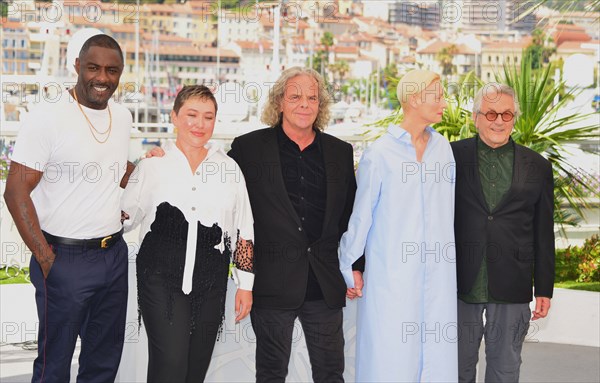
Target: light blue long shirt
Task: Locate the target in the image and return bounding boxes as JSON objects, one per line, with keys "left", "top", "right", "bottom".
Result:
{"left": 339, "top": 124, "right": 458, "bottom": 382}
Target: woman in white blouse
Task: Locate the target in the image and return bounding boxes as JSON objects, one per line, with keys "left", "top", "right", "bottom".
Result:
{"left": 121, "top": 85, "right": 254, "bottom": 382}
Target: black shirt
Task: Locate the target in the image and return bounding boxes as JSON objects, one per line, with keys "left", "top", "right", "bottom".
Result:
{"left": 277, "top": 125, "right": 326, "bottom": 301}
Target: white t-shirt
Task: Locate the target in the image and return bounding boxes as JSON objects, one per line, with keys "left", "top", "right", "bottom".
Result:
{"left": 11, "top": 91, "right": 132, "bottom": 239}
{"left": 122, "top": 141, "right": 254, "bottom": 290}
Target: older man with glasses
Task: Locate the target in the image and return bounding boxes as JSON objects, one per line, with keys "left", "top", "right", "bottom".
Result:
{"left": 451, "top": 83, "right": 555, "bottom": 382}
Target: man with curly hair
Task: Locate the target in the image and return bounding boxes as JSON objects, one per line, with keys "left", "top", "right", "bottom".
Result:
{"left": 229, "top": 67, "right": 364, "bottom": 382}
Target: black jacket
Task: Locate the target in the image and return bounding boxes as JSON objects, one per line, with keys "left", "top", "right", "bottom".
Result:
{"left": 451, "top": 137, "right": 555, "bottom": 303}
{"left": 229, "top": 127, "right": 362, "bottom": 309}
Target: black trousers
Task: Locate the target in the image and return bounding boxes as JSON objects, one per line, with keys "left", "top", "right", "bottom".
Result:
{"left": 139, "top": 273, "right": 223, "bottom": 383}
{"left": 251, "top": 300, "right": 345, "bottom": 383}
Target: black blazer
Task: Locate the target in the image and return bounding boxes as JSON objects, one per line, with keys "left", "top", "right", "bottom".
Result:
{"left": 229, "top": 127, "right": 360, "bottom": 310}
{"left": 451, "top": 137, "right": 555, "bottom": 303}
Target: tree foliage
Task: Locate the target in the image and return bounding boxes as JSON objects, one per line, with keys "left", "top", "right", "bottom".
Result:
{"left": 524, "top": 29, "right": 556, "bottom": 70}
{"left": 329, "top": 60, "right": 350, "bottom": 82}
{"left": 436, "top": 44, "right": 458, "bottom": 76}
{"left": 500, "top": 55, "right": 598, "bottom": 228}
{"left": 307, "top": 32, "right": 335, "bottom": 80}
{"left": 382, "top": 64, "right": 400, "bottom": 110}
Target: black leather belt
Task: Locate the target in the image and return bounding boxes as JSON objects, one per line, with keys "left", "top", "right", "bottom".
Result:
{"left": 43, "top": 229, "right": 124, "bottom": 249}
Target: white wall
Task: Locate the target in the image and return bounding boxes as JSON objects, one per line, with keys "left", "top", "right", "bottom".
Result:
{"left": 528, "top": 288, "right": 600, "bottom": 348}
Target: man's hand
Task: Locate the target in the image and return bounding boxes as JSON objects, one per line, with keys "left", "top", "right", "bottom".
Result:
{"left": 235, "top": 289, "right": 252, "bottom": 322}
{"left": 146, "top": 146, "right": 165, "bottom": 158}
{"left": 120, "top": 210, "right": 130, "bottom": 224}
{"left": 32, "top": 243, "right": 56, "bottom": 279}
{"left": 346, "top": 270, "right": 364, "bottom": 300}
{"left": 120, "top": 161, "right": 136, "bottom": 189}
{"left": 532, "top": 296, "right": 551, "bottom": 320}
{"left": 39, "top": 249, "right": 56, "bottom": 279}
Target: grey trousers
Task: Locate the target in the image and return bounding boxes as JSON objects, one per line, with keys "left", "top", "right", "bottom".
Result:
{"left": 458, "top": 299, "right": 531, "bottom": 383}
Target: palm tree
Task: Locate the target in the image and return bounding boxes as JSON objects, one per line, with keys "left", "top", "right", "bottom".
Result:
{"left": 499, "top": 55, "right": 598, "bottom": 228}
{"left": 337, "top": 60, "right": 350, "bottom": 82}
{"left": 525, "top": 28, "right": 556, "bottom": 69}
{"left": 321, "top": 32, "right": 334, "bottom": 55}
{"left": 320, "top": 32, "right": 334, "bottom": 78}
{"left": 329, "top": 60, "right": 350, "bottom": 83}
{"left": 308, "top": 32, "right": 335, "bottom": 80}
{"left": 436, "top": 44, "right": 458, "bottom": 76}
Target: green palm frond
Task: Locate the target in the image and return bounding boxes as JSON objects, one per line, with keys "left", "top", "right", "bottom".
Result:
{"left": 501, "top": 56, "right": 598, "bottom": 229}
{"left": 527, "top": 0, "right": 600, "bottom": 23}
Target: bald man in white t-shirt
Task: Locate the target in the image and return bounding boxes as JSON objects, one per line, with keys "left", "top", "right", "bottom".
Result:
{"left": 4, "top": 34, "right": 133, "bottom": 382}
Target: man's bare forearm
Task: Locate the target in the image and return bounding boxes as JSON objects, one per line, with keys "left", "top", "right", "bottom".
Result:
{"left": 4, "top": 162, "right": 54, "bottom": 274}
{"left": 120, "top": 161, "right": 136, "bottom": 189}
{"left": 5, "top": 194, "right": 54, "bottom": 269}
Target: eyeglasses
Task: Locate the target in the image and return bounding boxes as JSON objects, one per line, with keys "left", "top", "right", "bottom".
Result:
{"left": 478, "top": 110, "right": 515, "bottom": 122}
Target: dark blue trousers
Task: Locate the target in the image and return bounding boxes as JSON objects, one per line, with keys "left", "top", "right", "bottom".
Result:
{"left": 29, "top": 238, "right": 128, "bottom": 383}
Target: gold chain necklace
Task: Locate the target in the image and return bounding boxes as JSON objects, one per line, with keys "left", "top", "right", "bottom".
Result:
{"left": 72, "top": 89, "right": 112, "bottom": 144}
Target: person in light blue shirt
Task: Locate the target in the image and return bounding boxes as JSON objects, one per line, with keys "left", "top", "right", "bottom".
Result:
{"left": 339, "top": 69, "right": 458, "bottom": 382}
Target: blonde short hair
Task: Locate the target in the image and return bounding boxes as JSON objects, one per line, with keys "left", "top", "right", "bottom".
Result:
{"left": 261, "top": 67, "right": 331, "bottom": 131}
{"left": 397, "top": 69, "right": 441, "bottom": 105}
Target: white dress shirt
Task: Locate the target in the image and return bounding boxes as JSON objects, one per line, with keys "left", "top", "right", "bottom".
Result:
{"left": 122, "top": 141, "right": 254, "bottom": 292}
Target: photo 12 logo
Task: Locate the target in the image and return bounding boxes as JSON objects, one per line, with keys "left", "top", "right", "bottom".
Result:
{"left": 3, "top": 1, "right": 345, "bottom": 25}
{"left": 4, "top": 1, "right": 139, "bottom": 24}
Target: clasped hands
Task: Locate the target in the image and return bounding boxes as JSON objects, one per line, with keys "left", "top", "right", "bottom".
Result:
{"left": 346, "top": 270, "right": 364, "bottom": 300}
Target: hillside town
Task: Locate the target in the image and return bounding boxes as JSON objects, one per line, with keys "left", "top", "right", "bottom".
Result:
{"left": 3, "top": 0, "right": 599, "bottom": 123}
